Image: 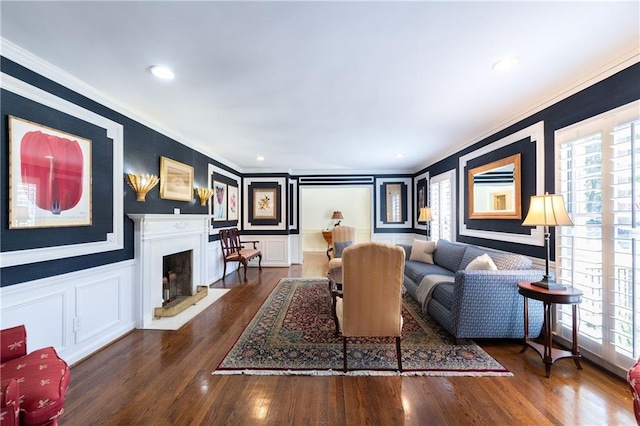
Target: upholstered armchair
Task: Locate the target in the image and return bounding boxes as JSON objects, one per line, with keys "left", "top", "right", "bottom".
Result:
{"left": 334, "top": 242, "right": 405, "bottom": 372}
{"left": 628, "top": 356, "right": 640, "bottom": 423}
{"left": 326, "top": 226, "right": 356, "bottom": 292}
{"left": 0, "top": 325, "right": 70, "bottom": 426}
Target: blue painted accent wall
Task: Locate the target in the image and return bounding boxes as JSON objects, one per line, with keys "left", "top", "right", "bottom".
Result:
{"left": 0, "top": 56, "right": 240, "bottom": 286}
{"left": 421, "top": 63, "right": 640, "bottom": 259}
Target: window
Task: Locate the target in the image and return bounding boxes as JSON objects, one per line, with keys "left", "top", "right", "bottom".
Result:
{"left": 556, "top": 100, "right": 639, "bottom": 371}
{"left": 429, "top": 170, "right": 455, "bottom": 242}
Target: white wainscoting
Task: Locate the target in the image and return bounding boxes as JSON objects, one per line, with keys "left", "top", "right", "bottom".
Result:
{"left": 372, "top": 233, "right": 418, "bottom": 246}
{"left": 0, "top": 260, "right": 135, "bottom": 366}
{"left": 247, "top": 235, "right": 290, "bottom": 267}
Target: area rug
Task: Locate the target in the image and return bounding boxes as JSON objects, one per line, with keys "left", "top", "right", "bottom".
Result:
{"left": 213, "top": 278, "right": 511, "bottom": 376}
{"left": 144, "top": 288, "right": 230, "bottom": 331}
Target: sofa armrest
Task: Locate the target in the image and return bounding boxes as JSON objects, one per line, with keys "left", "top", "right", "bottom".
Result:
{"left": 450, "top": 269, "right": 544, "bottom": 336}
{"left": 0, "top": 325, "right": 27, "bottom": 363}
{"left": 398, "top": 244, "right": 412, "bottom": 259}
{"left": 1, "top": 378, "right": 20, "bottom": 426}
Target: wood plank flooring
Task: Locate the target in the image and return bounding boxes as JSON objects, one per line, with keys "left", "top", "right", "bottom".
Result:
{"left": 61, "top": 252, "right": 635, "bottom": 425}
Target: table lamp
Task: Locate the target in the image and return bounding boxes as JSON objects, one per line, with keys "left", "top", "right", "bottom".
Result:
{"left": 418, "top": 207, "right": 433, "bottom": 240}
{"left": 522, "top": 193, "right": 573, "bottom": 290}
{"left": 331, "top": 210, "right": 344, "bottom": 227}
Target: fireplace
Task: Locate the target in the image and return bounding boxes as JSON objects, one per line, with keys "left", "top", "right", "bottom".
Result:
{"left": 162, "top": 250, "right": 193, "bottom": 304}
{"left": 128, "top": 214, "right": 211, "bottom": 328}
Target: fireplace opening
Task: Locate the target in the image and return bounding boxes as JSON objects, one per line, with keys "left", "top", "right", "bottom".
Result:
{"left": 162, "top": 250, "right": 193, "bottom": 306}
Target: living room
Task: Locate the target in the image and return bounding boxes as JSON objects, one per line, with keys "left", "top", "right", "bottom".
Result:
{"left": 1, "top": 1, "right": 639, "bottom": 424}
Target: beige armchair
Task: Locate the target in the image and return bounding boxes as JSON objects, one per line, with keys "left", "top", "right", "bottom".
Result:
{"left": 326, "top": 225, "right": 356, "bottom": 260}
{"left": 334, "top": 242, "right": 405, "bottom": 372}
{"left": 326, "top": 225, "right": 356, "bottom": 291}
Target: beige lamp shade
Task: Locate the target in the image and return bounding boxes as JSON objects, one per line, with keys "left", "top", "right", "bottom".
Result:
{"left": 331, "top": 211, "right": 344, "bottom": 220}
{"left": 418, "top": 207, "right": 432, "bottom": 222}
{"left": 522, "top": 194, "right": 573, "bottom": 227}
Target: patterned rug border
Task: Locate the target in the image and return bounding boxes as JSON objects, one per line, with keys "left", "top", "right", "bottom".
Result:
{"left": 213, "top": 277, "right": 513, "bottom": 377}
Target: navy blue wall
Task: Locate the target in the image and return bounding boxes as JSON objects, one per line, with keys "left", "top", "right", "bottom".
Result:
{"left": 2, "top": 54, "right": 638, "bottom": 286}
{"left": 422, "top": 63, "right": 640, "bottom": 259}
{"left": 0, "top": 57, "right": 240, "bottom": 286}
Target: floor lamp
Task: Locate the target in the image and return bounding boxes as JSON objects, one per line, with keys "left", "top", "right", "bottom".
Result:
{"left": 418, "top": 207, "right": 432, "bottom": 240}
{"left": 522, "top": 193, "right": 573, "bottom": 290}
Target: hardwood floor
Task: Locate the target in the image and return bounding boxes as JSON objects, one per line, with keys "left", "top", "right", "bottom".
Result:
{"left": 62, "top": 252, "right": 634, "bottom": 425}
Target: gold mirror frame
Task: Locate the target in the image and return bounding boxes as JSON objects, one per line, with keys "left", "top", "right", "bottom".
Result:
{"left": 468, "top": 153, "right": 522, "bottom": 219}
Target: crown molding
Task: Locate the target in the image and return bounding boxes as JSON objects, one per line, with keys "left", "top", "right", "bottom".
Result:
{"left": 420, "top": 47, "right": 640, "bottom": 173}
{"left": 0, "top": 37, "right": 243, "bottom": 173}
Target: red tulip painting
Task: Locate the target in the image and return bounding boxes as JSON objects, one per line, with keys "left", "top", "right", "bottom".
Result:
{"left": 9, "top": 116, "right": 91, "bottom": 229}
{"left": 20, "top": 130, "right": 84, "bottom": 214}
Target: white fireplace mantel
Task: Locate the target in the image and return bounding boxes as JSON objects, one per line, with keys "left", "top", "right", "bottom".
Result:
{"left": 128, "top": 214, "right": 210, "bottom": 328}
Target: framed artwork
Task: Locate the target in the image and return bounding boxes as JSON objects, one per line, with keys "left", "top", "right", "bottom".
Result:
{"left": 227, "top": 185, "right": 238, "bottom": 221}
{"left": 213, "top": 181, "right": 227, "bottom": 221}
{"left": 9, "top": 115, "right": 92, "bottom": 229}
{"left": 159, "top": 156, "right": 194, "bottom": 202}
{"left": 252, "top": 187, "right": 277, "bottom": 220}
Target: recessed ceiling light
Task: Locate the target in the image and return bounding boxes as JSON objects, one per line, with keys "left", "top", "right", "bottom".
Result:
{"left": 492, "top": 56, "right": 519, "bottom": 72}
{"left": 149, "top": 65, "right": 175, "bottom": 80}
{"left": 256, "top": 156, "right": 265, "bottom": 161}
{"left": 394, "top": 153, "right": 405, "bottom": 158}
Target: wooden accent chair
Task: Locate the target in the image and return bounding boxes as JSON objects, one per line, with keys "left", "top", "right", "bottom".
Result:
{"left": 0, "top": 325, "right": 70, "bottom": 426}
{"left": 333, "top": 242, "right": 405, "bottom": 372}
{"left": 219, "top": 228, "right": 262, "bottom": 281}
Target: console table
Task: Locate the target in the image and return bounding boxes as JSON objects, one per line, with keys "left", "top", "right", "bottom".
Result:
{"left": 517, "top": 281, "right": 583, "bottom": 378}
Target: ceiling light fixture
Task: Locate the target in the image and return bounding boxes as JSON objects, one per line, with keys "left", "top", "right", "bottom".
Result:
{"left": 256, "top": 156, "right": 265, "bottom": 161}
{"left": 149, "top": 65, "right": 175, "bottom": 80}
{"left": 492, "top": 56, "right": 519, "bottom": 72}
{"left": 394, "top": 153, "right": 405, "bottom": 158}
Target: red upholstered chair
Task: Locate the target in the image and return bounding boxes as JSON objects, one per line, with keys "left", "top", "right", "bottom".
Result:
{"left": 0, "top": 325, "right": 70, "bottom": 426}
{"left": 628, "top": 357, "right": 640, "bottom": 424}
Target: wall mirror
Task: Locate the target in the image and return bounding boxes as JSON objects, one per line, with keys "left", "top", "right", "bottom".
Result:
{"left": 468, "top": 153, "right": 522, "bottom": 219}
{"left": 385, "top": 183, "right": 403, "bottom": 223}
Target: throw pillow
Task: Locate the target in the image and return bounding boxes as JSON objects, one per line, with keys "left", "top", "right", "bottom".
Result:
{"left": 465, "top": 253, "right": 498, "bottom": 270}
{"left": 409, "top": 239, "right": 436, "bottom": 264}
{"left": 334, "top": 241, "right": 353, "bottom": 258}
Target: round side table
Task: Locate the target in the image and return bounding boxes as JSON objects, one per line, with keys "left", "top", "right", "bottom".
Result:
{"left": 518, "top": 281, "right": 583, "bottom": 378}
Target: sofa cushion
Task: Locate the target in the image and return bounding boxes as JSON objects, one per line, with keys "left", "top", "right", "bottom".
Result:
{"left": 409, "top": 240, "right": 436, "bottom": 264}
{"left": 466, "top": 254, "right": 498, "bottom": 270}
{"left": 460, "top": 246, "right": 532, "bottom": 270}
{"left": 404, "top": 260, "right": 453, "bottom": 285}
{"left": 431, "top": 282, "right": 455, "bottom": 310}
{"left": 433, "top": 240, "right": 467, "bottom": 272}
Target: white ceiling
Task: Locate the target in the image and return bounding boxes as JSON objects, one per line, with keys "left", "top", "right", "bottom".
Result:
{"left": 1, "top": 1, "right": 638, "bottom": 174}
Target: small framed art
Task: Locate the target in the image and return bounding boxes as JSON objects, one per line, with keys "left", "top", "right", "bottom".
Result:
{"left": 160, "top": 156, "right": 194, "bottom": 202}
{"left": 252, "top": 187, "right": 277, "bottom": 220}
{"left": 213, "top": 181, "right": 227, "bottom": 221}
{"left": 227, "top": 185, "right": 238, "bottom": 221}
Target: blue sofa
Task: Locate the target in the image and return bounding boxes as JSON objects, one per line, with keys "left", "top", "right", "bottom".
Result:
{"left": 400, "top": 239, "right": 544, "bottom": 342}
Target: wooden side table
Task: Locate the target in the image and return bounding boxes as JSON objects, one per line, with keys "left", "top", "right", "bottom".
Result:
{"left": 322, "top": 230, "right": 333, "bottom": 247}
{"left": 518, "top": 281, "right": 583, "bottom": 378}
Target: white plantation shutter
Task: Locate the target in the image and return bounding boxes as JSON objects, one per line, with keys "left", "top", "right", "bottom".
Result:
{"left": 429, "top": 170, "right": 455, "bottom": 242}
{"left": 556, "top": 101, "right": 639, "bottom": 372}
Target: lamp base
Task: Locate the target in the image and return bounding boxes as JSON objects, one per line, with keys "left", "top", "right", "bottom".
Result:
{"left": 531, "top": 275, "right": 566, "bottom": 291}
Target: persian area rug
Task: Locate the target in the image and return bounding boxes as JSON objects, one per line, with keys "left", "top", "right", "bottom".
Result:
{"left": 213, "top": 278, "right": 511, "bottom": 376}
